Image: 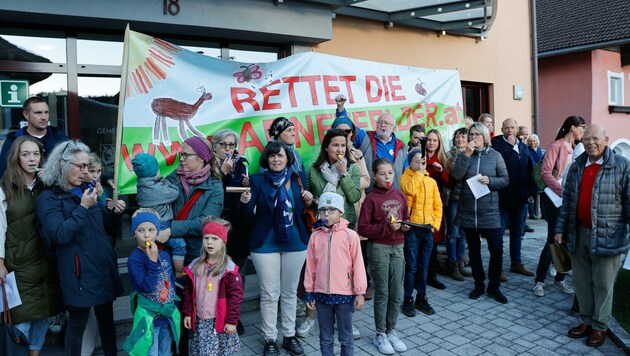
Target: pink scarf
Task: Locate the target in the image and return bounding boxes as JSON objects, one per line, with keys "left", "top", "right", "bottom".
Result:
{"left": 177, "top": 164, "right": 212, "bottom": 196}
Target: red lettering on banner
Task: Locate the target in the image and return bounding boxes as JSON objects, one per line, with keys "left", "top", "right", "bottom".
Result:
{"left": 352, "top": 111, "right": 369, "bottom": 129}
{"left": 156, "top": 141, "right": 181, "bottom": 166}
{"left": 261, "top": 80, "right": 282, "bottom": 110}
{"left": 231, "top": 88, "right": 260, "bottom": 113}
{"left": 444, "top": 107, "right": 458, "bottom": 124}
{"left": 315, "top": 113, "right": 333, "bottom": 144}
{"left": 338, "top": 76, "right": 357, "bottom": 103}
{"left": 301, "top": 75, "right": 321, "bottom": 106}
{"left": 323, "top": 75, "right": 340, "bottom": 105}
{"left": 283, "top": 76, "right": 300, "bottom": 108}
{"left": 397, "top": 111, "right": 412, "bottom": 131}
{"left": 121, "top": 144, "right": 156, "bottom": 171}
{"left": 381, "top": 76, "right": 391, "bottom": 102}
{"left": 388, "top": 76, "right": 406, "bottom": 101}
{"left": 240, "top": 121, "right": 265, "bottom": 152}
{"left": 365, "top": 76, "right": 382, "bottom": 103}
{"left": 425, "top": 103, "right": 438, "bottom": 127}
{"left": 368, "top": 110, "right": 383, "bottom": 129}
{"left": 293, "top": 116, "right": 315, "bottom": 148}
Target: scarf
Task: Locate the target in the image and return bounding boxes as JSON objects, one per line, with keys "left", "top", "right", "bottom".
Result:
{"left": 319, "top": 161, "right": 340, "bottom": 193}
{"left": 220, "top": 152, "right": 241, "bottom": 177}
{"left": 288, "top": 145, "right": 304, "bottom": 173}
{"left": 177, "top": 164, "right": 211, "bottom": 196}
{"left": 264, "top": 167, "right": 294, "bottom": 243}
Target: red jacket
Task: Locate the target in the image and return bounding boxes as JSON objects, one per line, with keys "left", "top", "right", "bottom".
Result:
{"left": 181, "top": 258, "right": 243, "bottom": 332}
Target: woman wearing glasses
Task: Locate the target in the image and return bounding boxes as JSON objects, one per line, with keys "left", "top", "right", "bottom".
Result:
{"left": 451, "top": 123, "right": 509, "bottom": 304}
{"left": 36, "top": 140, "right": 126, "bottom": 355}
{"left": 211, "top": 129, "right": 250, "bottom": 334}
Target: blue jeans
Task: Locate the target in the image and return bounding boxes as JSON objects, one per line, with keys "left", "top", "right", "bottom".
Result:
{"left": 500, "top": 204, "right": 528, "bottom": 266}
{"left": 535, "top": 194, "right": 565, "bottom": 283}
{"left": 316, "top": 301, "right": 354, "bottom": 356}
{"left": 464, "top": 228, "right": 504, "bottom": 291}
{"left": 445, "top": 201, "right": 466, "bottom": 263}
{"left": 15, "top": 318, "right": 49, "bottom": 351}
{"left": 166, "top": 237, "right": 187, "bottom": 260}
{"left": 149, "top": 323, "right": 173, "bottom": 356}
{"left": 403, "top": 227, "right": 433, "bottom": 299}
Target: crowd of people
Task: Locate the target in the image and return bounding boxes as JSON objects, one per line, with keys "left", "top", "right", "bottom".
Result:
{"left": 0, "top": 95, "right": 629, "bottom": 356}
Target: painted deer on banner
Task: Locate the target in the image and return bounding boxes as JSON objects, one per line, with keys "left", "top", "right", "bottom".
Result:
{"left": 151, "top": 83, "right": 212, "bottom": 146}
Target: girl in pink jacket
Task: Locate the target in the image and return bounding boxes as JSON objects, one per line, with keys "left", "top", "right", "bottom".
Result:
{"left": 304, "top": 191, "right": 367, "bottom": 356}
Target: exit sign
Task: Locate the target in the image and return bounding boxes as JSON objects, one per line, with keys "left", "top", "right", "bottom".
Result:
{"left": 0, "top": 80, "right": 30, "bottom": 108}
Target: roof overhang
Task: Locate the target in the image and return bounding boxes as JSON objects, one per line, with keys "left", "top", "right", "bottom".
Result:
{"left": 290, "top": 0, "right": 497, "bottom": 39}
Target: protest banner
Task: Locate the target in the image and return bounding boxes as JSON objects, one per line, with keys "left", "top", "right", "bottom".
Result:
{"left": 115, "top": 28, "right": 464, "bottom": 195}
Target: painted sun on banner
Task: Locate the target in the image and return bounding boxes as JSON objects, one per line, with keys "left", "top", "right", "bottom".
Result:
{"left": 115, "top": 28, "right": 464, "bottom": 195}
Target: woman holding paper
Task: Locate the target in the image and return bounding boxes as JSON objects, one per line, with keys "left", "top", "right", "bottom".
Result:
{"left": 532, "top": 116, "right": 585, "bottom": 298}
{"left": 0, "top": 136, "right": 63, "bottom": 356}
{"left": 451, "top": 122, "right": 509, "bottom": 304}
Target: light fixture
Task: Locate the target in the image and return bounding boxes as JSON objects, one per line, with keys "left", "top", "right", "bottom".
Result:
{"left": 385, "top": 21, "right": 394, "bottom": 28}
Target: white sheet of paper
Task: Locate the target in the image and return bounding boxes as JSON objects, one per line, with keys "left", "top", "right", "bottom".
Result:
{"left": 624, "top": 254, "right": 630, "bottom": 271}
{"left": 466, "top": 174, "right": 490, "bottom": 199}
{"left": 544, "top": 179, "right": 564, "bottom": 208}
{"left": 0, "top": 272, "right": 23, "bottom": 312}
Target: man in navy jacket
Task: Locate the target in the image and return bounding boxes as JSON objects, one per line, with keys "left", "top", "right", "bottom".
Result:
{"left": 491, "top": 118, "right": 536, "bottom": 277}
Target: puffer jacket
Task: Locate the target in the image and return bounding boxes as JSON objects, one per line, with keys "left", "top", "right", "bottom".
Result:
{"left": 303, "top": 218, "right": 367, "bottom": 297}
{"left": 555, "top": 147, "right": 630, "bottom": 256}
{"left": 399, "top": 167, "right": 443, "bottom": 231}
{"left": 446, "top": 147, "right": 464, "bottom": 203}
{"left": 450, "top": 147, "right": 509, "bottom": 229}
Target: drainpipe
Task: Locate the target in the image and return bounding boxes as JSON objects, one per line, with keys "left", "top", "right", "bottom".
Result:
{"left": 531, "top": 0, "right": 540, "bottom": 134}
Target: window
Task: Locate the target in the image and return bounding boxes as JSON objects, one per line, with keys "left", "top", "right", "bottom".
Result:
{"left": 608, "top": 70, "right": 624, "bottom": 105}
{"left": 461, "top": 81, "right": 492, "bottom": 121}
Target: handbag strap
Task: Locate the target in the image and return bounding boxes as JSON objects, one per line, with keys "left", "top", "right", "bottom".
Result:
{"left": 1, "top": 281, "right": 12, "bottom": 325}
{"left": 295, "top": 174, "right": 305, "bottom": 194}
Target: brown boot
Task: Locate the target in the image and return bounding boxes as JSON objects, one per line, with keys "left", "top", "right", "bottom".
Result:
{"left": 448, "top": 262, "right": 465, "bottom": 281}
{"left": 457, "top": 260, "right": 472, "bottom": 277}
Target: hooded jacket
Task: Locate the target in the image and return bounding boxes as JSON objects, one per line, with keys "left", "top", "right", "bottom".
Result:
{"left": 399, "top": 167, "right": 443, "bottom": 231}
{"left": 303, "top": 218, "right": 367, "bottom": 298}
{"left": 358, "top": 186, "right": 410, "bottom": 245}
{"left": 181, "top": 258, "right": 243, "bottom": 332}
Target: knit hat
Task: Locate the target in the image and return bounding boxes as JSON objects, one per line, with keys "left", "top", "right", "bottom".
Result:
{"left": 184, "top": 136, "right": 213, "bottom": 164}
{"left": 131, "top": 211, "right": 161, "bottom": 236}
{"left": 318, "top": 192, "right": 345, "bottom": 214}
{"left": 408, "top": 147, "right": 424, "bottom": 165}
{"left": 202, "top": 222, "right": 228, "bottom": 244}
{"left": 269, "top": 117, "right": 294, "bottom": 141}
{"left": 331, "top": 116, "right": 354, "bottom": 131}
{"left": 132, "top": 154, "right": 159, "bottom": 178}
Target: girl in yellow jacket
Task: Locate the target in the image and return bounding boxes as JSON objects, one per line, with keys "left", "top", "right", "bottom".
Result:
{"left": 399, "top": 148, "right": 443, "bottom": 317}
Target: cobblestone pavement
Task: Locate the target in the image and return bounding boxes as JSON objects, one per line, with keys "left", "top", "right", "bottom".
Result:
{"left": 42, "top": 219, "right": 627, "bottom": 355}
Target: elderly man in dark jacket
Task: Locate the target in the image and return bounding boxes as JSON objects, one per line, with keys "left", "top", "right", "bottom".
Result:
{"left": 491, "top": 118, "right": 536, "bottom": 277}
{"left": 555, "top": 124, "right": 630, "bottom": 348}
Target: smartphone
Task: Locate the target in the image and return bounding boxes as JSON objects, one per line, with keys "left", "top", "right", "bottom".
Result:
{"left": 419, "top": 137, "right": 427, "bottom": 157}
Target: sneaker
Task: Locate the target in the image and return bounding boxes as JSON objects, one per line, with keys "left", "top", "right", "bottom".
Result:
{"left": 352, "top": 324, "right": 361, "bottom": 339}
{"left": 296, "top": 318, "right": 316, "bottom": 338}
{"left": 414, "top": 296, "right": 435, "bottom": 315}
{"left": 48, "top": 312, "right": 66, "bottom": 334}
{"left": 554, "top": 281, "right": 574, "bottom": 294}
{"left": 282, "top": 336, "right": 305, "bottom": 356}
{"left": 263, "top": 340, "right": 280, "bottom": 356}
{"left": 373, "top": 332, "right": 395, "bottom": 355}
{"left": 402, "top": 299, "right": 417, "bottom": 317}
{"left": 387, "top": 331, "right": 408, "bottom": 352}
{"left": 533, "top": 282, "right": 545, "bottom": 297}
{"left": 549, "top": 265, "right": 557, "bottom": 278}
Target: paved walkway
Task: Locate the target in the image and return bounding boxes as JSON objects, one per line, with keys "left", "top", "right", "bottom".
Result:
{"left": 42, "top": 218, "right": 628, "bottom": 355}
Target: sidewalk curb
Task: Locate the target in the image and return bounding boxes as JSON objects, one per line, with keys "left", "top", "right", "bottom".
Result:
{"left": 609, "top": 318, "right": 630, "bottom": 355}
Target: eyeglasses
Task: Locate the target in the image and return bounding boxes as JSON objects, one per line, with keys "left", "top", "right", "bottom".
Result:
{"left": 180, "top": 152, "right": 198, "bottom": 160}
{"left": 582, "top": 137, "right": 601, "bottom": 143}
{"left": 318, "top": 208, "right": 338, "bottom": 215}
{"left": 376, "top": 121, "right": 393, "bottom": 127}
{"left": 70, "top": 162, "right": 89, "bottom": 171}
{"left": 217, "top": 142, "right": 236, "bottom": 149}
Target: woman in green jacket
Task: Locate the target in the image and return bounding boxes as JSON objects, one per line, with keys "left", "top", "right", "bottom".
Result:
{"left": 0, "top": 136, "right": 63, "bottom": 355}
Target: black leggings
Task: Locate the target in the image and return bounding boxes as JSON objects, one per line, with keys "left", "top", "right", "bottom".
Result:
{"left": 66, "top": 302, "right": 117, "bottom": 356}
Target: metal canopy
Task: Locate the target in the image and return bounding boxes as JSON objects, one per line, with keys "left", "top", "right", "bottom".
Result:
{"left": 292, "top": 0, "right": 496, "bottom": 39}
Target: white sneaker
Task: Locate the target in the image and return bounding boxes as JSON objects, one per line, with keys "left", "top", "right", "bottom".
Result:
{"left": 373, "top": 332, "right": 395, "bottom": 355}
{"left": 549, "top": 265, "right": 557, "bottom": 278}
{"left": 533, "top": 282, "right": 545, "bottom": 297}
{"left": 387, "top": 331, "right": 407, "bottom": 352}
{"left": 352, "top": 324, "right": 360, "bottom": 339}
{"left": 48, "top": 312, "right": 66, "bottom": 334}
{"left": 296, "top": 318, "right": 316, "bottom": 338}
{"left": 553, "top": 281, "right": 574, "bottom": 294}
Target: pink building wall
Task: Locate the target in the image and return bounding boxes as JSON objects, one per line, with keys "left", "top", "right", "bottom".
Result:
{"left": 538, "top": 52, "right": 592, "bottom": 148}
{"left": 538, "top": 49, "right": 630, "bottom": 149}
